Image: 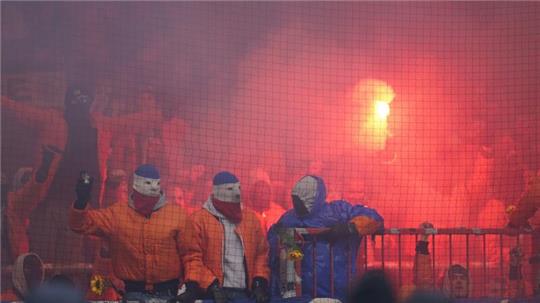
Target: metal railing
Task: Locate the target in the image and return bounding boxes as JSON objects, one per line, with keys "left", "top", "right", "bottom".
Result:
{"left": 277, "top": 227, "right": 538, "bottom": 299}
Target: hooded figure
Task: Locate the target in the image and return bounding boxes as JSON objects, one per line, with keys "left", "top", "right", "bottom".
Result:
{"left": 11, "top": 253, "right": 45, "bottom": 299}
{"left": 268, "top": 175, "right": 383, "bottom": 301}
{"left": 177, "top": 171, "right": 270, "bottom": 303}
{"left": 69, "top": 164, "right": 188, "bottom": 302}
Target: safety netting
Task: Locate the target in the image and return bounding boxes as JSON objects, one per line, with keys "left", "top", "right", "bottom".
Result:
{"left": 1, "top": 2, "right": 539, "bottom": 302}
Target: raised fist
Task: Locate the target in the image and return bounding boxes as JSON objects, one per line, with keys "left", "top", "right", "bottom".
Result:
{"left": 74, "top": 171, "right": 94, "bottom": 209}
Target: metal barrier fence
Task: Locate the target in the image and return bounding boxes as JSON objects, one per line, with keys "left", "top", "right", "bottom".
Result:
{"left": 277, "top": 227, "right": 538, "bottom": 299}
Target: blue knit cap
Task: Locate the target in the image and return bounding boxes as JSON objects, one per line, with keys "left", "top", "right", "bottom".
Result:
{"left": 213, "top": 171, "right": 239, "bottom": 185}
{"left": 134, "top": 164, "right": 160, "bottom": 179}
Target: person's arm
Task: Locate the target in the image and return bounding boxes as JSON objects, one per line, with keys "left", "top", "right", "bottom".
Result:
{"left": 69, "top": 173, "right": 114, "bottom": 237}
{"left": 413, "top": 222, "right": 435, "bottom": 290}
{"left": 2, "top": 96, "right": 61, "bottom": 126}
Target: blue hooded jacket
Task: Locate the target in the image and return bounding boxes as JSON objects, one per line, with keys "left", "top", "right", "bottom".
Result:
{"left": 268, "top": 176, "right": 383, "bottom": 301}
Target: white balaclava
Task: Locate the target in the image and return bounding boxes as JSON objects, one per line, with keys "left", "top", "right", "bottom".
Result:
{"left": 212, "top": 171, "right": 242, "bottom": 223}
{"left": 212, "top": 171, "right": 241, "bottom": 203}
{"left": 132, "top": 164, "right": 161, "bottom": 197}
{"left": 292, "top": 176, "right": 318, "bottom": 214}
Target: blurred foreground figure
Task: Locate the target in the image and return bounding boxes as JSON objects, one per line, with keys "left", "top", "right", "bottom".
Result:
{"left": 69, "top": 164, "right": 188, "bottom": 302}
{"left": 268, "top": 175, "right": 383, "bottom": 301}
{"left": 0, "top": 253, "right": 45, "bottom": 301}
{"left": 348, "top": 269, "right": 395, "bottom": 303}
{"left": 175, "top": 171, "right": 270, "bottom": 303}
{"left": 24, "top": 275, "right": 85, "bottom": 303}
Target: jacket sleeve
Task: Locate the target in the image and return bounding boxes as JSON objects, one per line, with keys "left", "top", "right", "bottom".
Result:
{"left": 2, "top": 96, "right": 62, "bottom": 127}
{"left": 69, "top": 205, "right": 114, "bottom": 238}
{"left": 182, "top": 214, "right": 218, "bottom": 289}
{"left": 336, "top": 201, "right": 384, "bottom": 235}
{"left": 252, "top": 215, "right": 270, "bottom": 281}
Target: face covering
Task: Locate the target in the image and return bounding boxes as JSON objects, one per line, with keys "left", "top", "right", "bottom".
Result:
{"left": 133, "top": 174, "right": 161, "bottom": 197}
{"left": 131, "top": 164, "right": 162, "bottom": 216}
{"left": 212, "top": 196, "right": 242, "bottom": 224}
{"left": 211, "top": 171, "right": 242, "bottom": 223}
{"left": 292, "top": 195, "right": 309, "bottom": 217}
{"left": 132, "top": 190, "right": 160, "bottom": 217}
{"left": 291, "top": 176, "right": 318, "bottom": 216}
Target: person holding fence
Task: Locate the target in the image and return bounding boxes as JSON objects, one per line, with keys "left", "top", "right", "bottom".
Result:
{"left": 267, "top": 175, "right": 383, "bottom": 301}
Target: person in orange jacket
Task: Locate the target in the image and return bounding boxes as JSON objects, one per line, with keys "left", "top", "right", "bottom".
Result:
{"left": 69, "top": 164, "right": 189, "bottom": 302}
{"left": 175, "top": 171, "right": 270, "bottom": 303}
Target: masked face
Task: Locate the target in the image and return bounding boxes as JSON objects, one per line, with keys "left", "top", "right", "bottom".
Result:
{"left": 133, "top": 175, "right": 161, "bottom": 197}
{"left": 64, "top": 87, "right": 94, "bottom": 124}
{"left": 213, "top": 182, "right": 241, "bottom": 203}
{"left": 291, "top": 176, "right": 318, "bottom": 216}
{"left": 292, "top": 195, "right": 309, "bottom": 217}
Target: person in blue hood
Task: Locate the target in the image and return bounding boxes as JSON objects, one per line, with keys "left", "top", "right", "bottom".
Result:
{"left": 268, "top": 175, "right": 383, "bottom": 301}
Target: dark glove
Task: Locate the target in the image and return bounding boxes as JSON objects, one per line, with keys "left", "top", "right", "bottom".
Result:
{"left": 35, "top": 145, "right": 62, "bottom": 183}
{"left": 74, "top": 171, "right": 93, "bottom": 209}
{"left": 415, "top": 241, "right": 430, "bottom": 255}
{"left": 170, "top": 281, "right": 202, "bottom": 303}
{"left": 208, "top": 279, "right": 227, "bottom": 303}
{"left": 318, "top": 223, "right": 358, "bottom": 243}
{"left": 251, "top": 277, "right": 270, "bottom": 303}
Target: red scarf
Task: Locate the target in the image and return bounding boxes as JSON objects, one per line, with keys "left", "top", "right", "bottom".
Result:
{"left": 132, "top": 190, "right": 160, "bottom": 217}
{"left": 212, "top": 197, "right": 242, "bottom": 224}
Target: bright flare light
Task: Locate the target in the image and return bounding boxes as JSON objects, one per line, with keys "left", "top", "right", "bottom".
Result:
{"left": 375, "top": 101, "right": 390, "bottom": 120}
{"left": 353, "top": 79, "right": 395, "bottom": 150}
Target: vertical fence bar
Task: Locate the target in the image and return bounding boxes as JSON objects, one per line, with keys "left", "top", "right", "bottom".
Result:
{"left": 381, "top": 234, "right": 385, "bottom": 270}
{"left": 364, "top": 235, "right": 368, "bottom": 271}
{"left": 449, "top": 234, "right": 453, "bottom": 267}
{"left": 398, "top": 233, "right": 402, "bottom": 289}
{"left": 432, "top": 233, "right": 436, "bottom": 287}
{"left": 313, "top": 238, "right": 317, "bottom": 298}
{"left": 330, "top": 244, "right": 334, "bottom": 297}
{"left": 466, "top": 234, "right": 470, "bottom": 275}
{"left": 483, "top": 234, "right": 487, "bottom": 297}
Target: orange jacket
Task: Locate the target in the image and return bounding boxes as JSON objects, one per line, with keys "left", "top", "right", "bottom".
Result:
{"left": 183, "top": 207, "right": 270, "bottom": 289}
{"left": 69, "top": 201, "right": 189, "bottom": 284}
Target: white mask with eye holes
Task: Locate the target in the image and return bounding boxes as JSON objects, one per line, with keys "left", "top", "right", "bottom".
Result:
{"left": 133, "top": 174, "right": 161, "bottom": 197}
{"left": 292, "top": 176, "right": 318, "bottom": 213}
{"left": 213, "top": 182, "right": 241, "bottom": 203}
